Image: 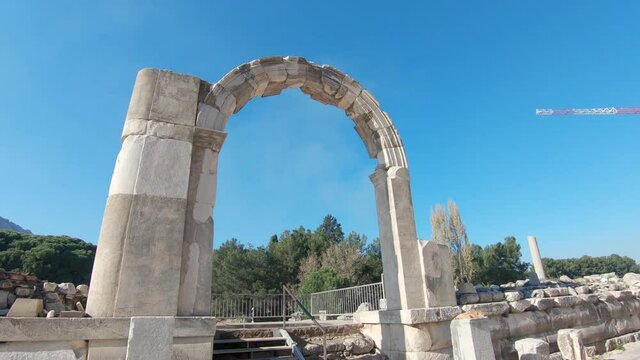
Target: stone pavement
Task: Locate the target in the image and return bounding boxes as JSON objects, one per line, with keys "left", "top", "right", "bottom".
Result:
{"left": 597, "top": 341, "right": 640, "bottom": 360}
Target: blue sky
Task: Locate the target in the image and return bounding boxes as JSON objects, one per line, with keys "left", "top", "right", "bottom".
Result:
{"left": 1, "top": 1, "right": 639, "bottom": 262}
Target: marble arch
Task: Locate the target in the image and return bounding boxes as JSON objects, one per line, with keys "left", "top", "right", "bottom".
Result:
{"left": 86, "top": 56, "right": 439, "bottom": 318}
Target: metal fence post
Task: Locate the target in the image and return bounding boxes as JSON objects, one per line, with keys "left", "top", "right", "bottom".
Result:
{"left": 282, "top": 286, "right": 286, "bottom": 328}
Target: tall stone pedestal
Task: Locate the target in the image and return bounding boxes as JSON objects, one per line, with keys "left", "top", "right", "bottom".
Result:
{"left": 357, "top": 306, "right": 462, "bottom": 360}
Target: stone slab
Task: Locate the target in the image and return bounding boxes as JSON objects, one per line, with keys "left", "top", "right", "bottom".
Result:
{"left": 451, "top": 318, "right": 496, "bottom": 360}
{"left": 126, "top": 316, "right": 174, "bottom": 360}
{"left": 356, "top": 307, "right": 462, "bottom": 325}
{"left": 0, "top": 317, "right": 216, "bottom": 342}
{"left": 0, "top": 340, "right": 87, "bottom": 360}
{"left": 7, "top": 299, "right": 43, "bottom": 317}
{"left": 418, "top": 241, "right": 457, "bottom": 307}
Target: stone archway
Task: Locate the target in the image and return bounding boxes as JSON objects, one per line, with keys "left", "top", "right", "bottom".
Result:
{"left": 86, "top": 56, "right": 431, "bottom": 318}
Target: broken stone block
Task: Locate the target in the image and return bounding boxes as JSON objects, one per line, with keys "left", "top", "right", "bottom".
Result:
{"left": 451, "top": 317, "right": 496, "bottom": 360}
{"left": 509, "top": 299, "right": 533, "bottom": 313}
{"left": 344, "top": 336, "right": 375, "bottom": 355}
{"left": 60, "top": 310, "right": 84, "bottom": 318}
{"left": 303, "top": 343, "right": 323, "bottom": 356}
{"left": 574, "top": 286, "right": 590, "bottom": 294}
{"left": 559, "top": 275, "right": 574, "bottom": 283}
{"left": 76, "top": 284, "right": 89, "bottom": 296}
{"left": 43, "top": 281, "right": 58, "bottom": 292}
{"left": 505, "top": 290, "right": 523, "bottom": 302}
{"left": 0, "top": 280, "right": 13, "bottom": 290}
{"left": 14, "top": 286, "right": 33, "bottom": 297}
{"left": 531, "top": 289, "right": 545, "bottom": 298}
{"left": 531, "top": 298, "right": 556, "bottom": 311}
{"left": 57, "top": 283, "right": 76, "bottom": 295}
{"left": 7, "top": 292, "right": 16, "bottom": 307}
{"left": 478, "top": 291, "right": 493, "bottom": 303}
{"left": 515, "top": 338, "right": 550, "bottom": 360}
{"left": 0, "top": 290, "right": 9, "bottom": 309}
{"left": 458, "top": 293, "right": 480, "bottom": 305}
{"left": 458, "top": 282, "right": 477, "bottom": 294}
{"left": 7, "top": 298, "right": 43, "bottom": 317}
{"left": 557, "top": 329, "right": 587, "bottom": 360}
{"left": 491, "top": 290, "right": 505, "bottom": 302}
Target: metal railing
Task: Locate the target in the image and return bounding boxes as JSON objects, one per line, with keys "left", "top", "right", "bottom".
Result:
{"left": 309, "top": 281, "right": 385, "bottom": 316}
{"left": 211, "top": 281, "right": 386, "bottom": 320}
{"left": 211, "top": 292, "right": 310, "bottom": 321}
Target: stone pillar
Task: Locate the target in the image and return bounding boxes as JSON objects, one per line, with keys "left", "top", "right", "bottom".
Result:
{"left": 177, "top": 128, "right": 226, "bottom": 316}
{"left": 514, "top": 338, "right": 550, "bottom": 360}
{"left": 126, "top": 317, "right": 175, "bottom": 360}
{"left": 86, "top": 69, "right": 201, "bottom": 317}
{"left": 450, "top": 318, "right": 496, "bottom": 360}
{"left": 370, "top": 167, "right": 426, "bottom": 310}
{"left": 557, "top": 329, "right": 587, "bottom": 360}
{"left": 527, "top": 236, "right": 547, "bottom": 282}
{"left": 418, "top": 241, "right": 456, "bottom": 307}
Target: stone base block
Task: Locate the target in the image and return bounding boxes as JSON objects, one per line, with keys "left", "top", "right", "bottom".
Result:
{"left": 0, "top": 340, "right": 87, "bottom": 360}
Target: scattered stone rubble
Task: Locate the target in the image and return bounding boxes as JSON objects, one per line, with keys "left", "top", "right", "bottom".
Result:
{"left": 445, "top": 272, "right": 640, "bottom": 358}
{"left": 455, "top": 272, "right": 640, "bottom": 307}
{"left": 302, "top": 333, "right": 380, "bottom": 360}
{"left": 0, "top": 268, "right": 88, "bottom": 318}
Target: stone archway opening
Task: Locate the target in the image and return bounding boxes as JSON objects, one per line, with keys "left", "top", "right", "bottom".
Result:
{"left": 86, "top": 56, "right": 444, "bottom": 320}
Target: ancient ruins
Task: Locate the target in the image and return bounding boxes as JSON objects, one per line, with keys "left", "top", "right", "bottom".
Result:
{"left": 1, "top": 56, "right": 640, "bottom": 360}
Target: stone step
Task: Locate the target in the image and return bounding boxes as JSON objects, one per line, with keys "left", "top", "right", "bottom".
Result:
{"left": 213, "top": 345, "right": 291, "bottom": 355}
{"left": 214, "top": 337, "right": 286, "bottom": 345}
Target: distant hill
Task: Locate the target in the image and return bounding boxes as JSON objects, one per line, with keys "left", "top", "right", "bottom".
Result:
{"left": 0, "top": 216, "right": 32, "bottom": 234}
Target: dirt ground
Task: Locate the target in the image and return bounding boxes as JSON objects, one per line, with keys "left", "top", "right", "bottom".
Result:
{"left": 595, "top": 341, "right": 640, "bottom": 360}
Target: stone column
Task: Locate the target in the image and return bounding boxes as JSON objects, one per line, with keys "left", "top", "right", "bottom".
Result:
{"left": 86, "top": 69, "right": 201, "bottom": 317}
{"left": 177, "top": 128, "right": 226, "bottom": 316}
{"left": 514, "top": 338, "right": 550, "bottom": 360}
{"left": 370, "top": 166, "right": 426, "bottom": 310}
{"left": 557, "top": 329, "right": 587, "bottom": 360}
{"left": 418, "top": 241, "right": 456, "bottom": 307}
{"left": 527, "top": 236, "right": 547, "bottom": 282}
{"left": 450, "top": 318, "right": 496, "bottom": 360}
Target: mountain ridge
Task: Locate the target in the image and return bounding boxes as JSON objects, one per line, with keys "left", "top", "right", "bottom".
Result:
{"left": 0, "top": 216, "right": 32, "bottom": 234}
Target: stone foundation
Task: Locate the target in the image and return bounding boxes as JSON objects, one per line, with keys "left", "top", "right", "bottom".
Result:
{"left": 0, "top": 316, "right": 216, "bottom": 360}
{"left": 357, "top": 291, "right": 640, "bottom": 360}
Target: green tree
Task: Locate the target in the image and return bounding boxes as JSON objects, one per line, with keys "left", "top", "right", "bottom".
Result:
{"left": 320, "top": 236, "right": 366, "bottom": 285}
{"left": 299, "top": 267, "right": 350, "bottom": 294}
{"left": 476, "top": 236, "right": 529, "bottom": 284}
{"left": 362, "top": 237, "right": 383, "bottom": 284}
{"left": 212, "top": 239, "right": 278, "bottom": 294}
{"left": 267, "top": 227, "right": 312, "bottom": 286}
{"left": 308, "top": 215, "right": 344, "bottom": 257}
{"left": 542, "top": 254, "right": 640, "bottom": 279}
{"left": 0, "top": 230, "right": 96, "bottom": 284}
